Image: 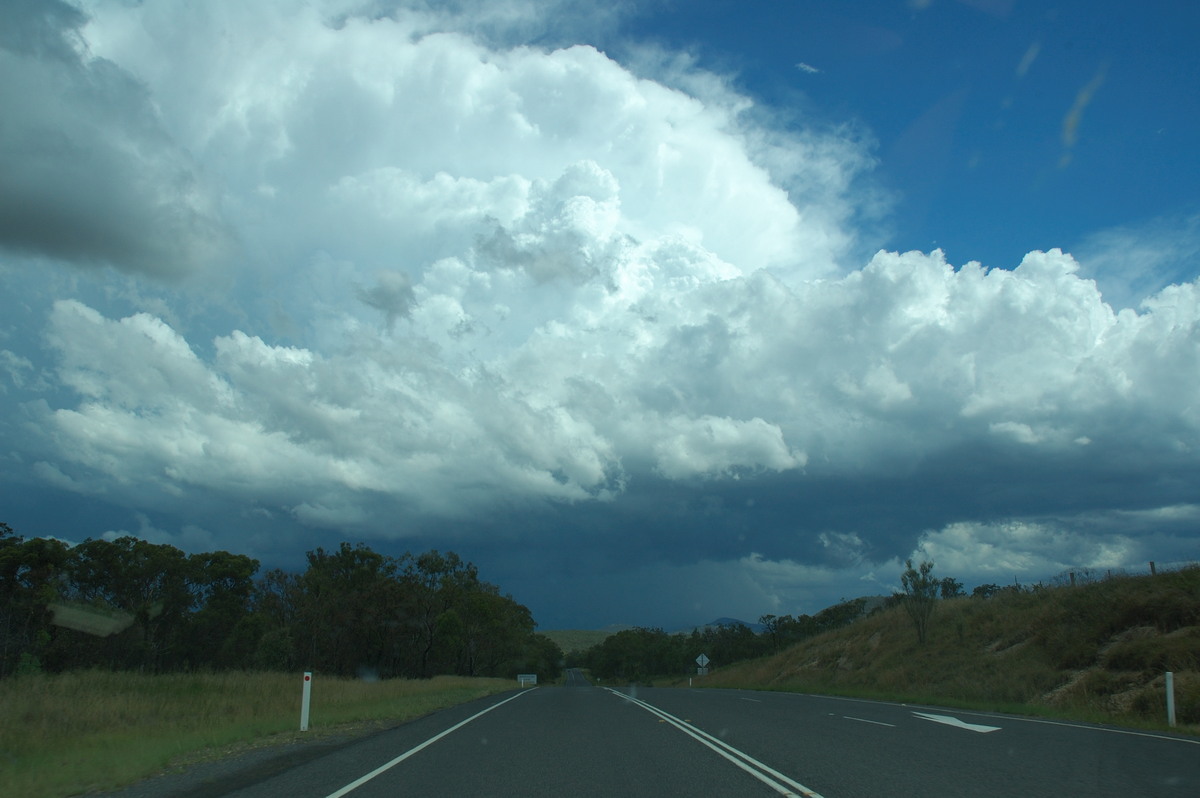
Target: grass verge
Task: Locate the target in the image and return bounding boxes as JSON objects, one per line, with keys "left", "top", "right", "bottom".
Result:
{"left": 1, "top": 670, "right": 513, "bottom": 798}
{"left": 674, "top": 569, "right": 1200, "bottom": 737}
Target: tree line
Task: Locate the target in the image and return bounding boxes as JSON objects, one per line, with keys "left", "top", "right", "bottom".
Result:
{"left": 0, "top": 522, "right": 561, "bottom": 681}
{"left": 579, "top": 562, "right": 994, "bottom": 682}
{"left": 578, "top": 597, "right": 874, "bottom": 682}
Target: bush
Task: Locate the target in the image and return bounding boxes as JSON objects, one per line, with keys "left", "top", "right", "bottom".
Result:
{"left": 1103, "top": 631, "right": 1200, "bottom": 673}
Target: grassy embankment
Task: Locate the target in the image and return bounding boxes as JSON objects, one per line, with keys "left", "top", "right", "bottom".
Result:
{"left": 1, "top": 670, "right": 513, "bottom": 798}
{"left": 688, "top": 566, "right": 1200, "bottom": 732}
{"left": 541, "top": 628, "right": 620, "bottom": 657}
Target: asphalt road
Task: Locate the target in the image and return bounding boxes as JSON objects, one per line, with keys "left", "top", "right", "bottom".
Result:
{"left": 109, "top": 669, "right": 1200, "bottom": 797}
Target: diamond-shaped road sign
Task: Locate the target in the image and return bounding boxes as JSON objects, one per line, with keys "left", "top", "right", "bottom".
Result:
{"left": 696, "top": 653, "right": 710, "bottom": 667}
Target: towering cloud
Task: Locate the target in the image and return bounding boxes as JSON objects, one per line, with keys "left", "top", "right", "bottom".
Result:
{"left": 0, "top": 0, "right": 1196, "bottom": 627}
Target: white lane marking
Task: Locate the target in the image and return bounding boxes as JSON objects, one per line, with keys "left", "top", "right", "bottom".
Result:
{"left": 324, "top": 689, "right": 536, "bottom": 798}
{"left": 844, "top": 716, "right": 895, "bottom": 727}
{"left": 605, "top": 688, "right": 825, "bottom": 798}
{"left": 739, "top": 697, "right": 763, "bottom": 703}
{"left": 974, "top": 715, "right": 1200, "bottom": 745}
{"left": 779, "top": 692, "right": 1200, "bottom": 745}
{"left": 912, "top": 712, "right": 1001, "bottom": 733}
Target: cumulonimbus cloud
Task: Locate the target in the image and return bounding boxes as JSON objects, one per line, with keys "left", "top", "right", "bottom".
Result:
{"left": 2, "top": 0, "right": 1197, "bottom": 624}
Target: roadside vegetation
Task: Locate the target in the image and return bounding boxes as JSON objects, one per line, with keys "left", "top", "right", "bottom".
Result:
{"left": 0, "top": 522, "right": 562, "bottom": 682}
{"left": 580, "top": 564, "right": 1200, "bottom": 733}
{"left": 1, "top": 670, "right": 513, "bottom": 798}
{"left": 0, "top": 520, "right": 561, "bottom": 796}
{"left": 575, "top": 596, "right": 871, "bottom": 682}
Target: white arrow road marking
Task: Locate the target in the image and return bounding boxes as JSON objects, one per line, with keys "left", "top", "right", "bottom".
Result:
{"left": 912, "top": 711, "right": 1001, "bottom": 733}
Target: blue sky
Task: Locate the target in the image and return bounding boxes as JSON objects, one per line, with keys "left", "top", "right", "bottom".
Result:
{"left": 620, "top": 0, "right": 1200, "bottom": 279}
{"left": 1, "top": 0, "right": 1198, "bottom": 630}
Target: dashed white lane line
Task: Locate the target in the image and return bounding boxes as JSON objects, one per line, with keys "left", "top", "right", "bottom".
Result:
{"left": 843, "top": 715, "right": 896, "bottom": 727}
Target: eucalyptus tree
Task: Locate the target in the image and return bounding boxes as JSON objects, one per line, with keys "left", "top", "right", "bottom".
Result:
{"left": 899, "top": 559, "right": 940, "bottom": 644}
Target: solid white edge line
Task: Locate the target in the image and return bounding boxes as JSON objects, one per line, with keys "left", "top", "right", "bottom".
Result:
{"left": 324, "top": 688, "right": 536, "bottom": 798}
{"left": 605, "top": 688, "right": 825, "bottom": 798}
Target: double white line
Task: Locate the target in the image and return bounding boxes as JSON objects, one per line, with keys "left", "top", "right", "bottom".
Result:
{"left": 604, "top": 688, "right": 825, "bottom": 798}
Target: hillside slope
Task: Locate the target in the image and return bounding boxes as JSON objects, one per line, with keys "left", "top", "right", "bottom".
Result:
{"left": 542, "top": 627, "right": 628, "bottom": 655}
{"left": 699, "top": 566, "right": 1200, "bottom": 729}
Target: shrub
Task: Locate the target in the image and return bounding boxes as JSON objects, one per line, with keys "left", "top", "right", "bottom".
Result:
{"left": 1103, "top": 631, "right": 1200, "bottom": 673}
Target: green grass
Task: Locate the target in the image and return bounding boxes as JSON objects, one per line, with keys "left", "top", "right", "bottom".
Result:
{"left": 688, "top": 566, "right": 1200, "bottom": 734}
{"left": 0, "top": 670, "right": 513, "bottom": 798}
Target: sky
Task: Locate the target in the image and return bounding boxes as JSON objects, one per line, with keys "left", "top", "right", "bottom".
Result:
{"left": 2, "top": 0, "right": 1199, "bottom": 631}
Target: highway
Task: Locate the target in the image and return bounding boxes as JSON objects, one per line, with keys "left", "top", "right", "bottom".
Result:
{"left": 143, "top": 669, "right": 1200, "bottom": 797}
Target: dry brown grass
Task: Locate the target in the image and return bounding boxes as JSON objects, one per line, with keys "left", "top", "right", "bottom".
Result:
{"left": 695, "top": 566, "right": 1200, "bottom": 731}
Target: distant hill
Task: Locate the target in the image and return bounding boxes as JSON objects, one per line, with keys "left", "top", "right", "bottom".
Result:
{"left": 677, "top": 617, "right": 765, "bottom": 634}
{"left": 693, "top": 566, "right": 1200, "bottom": 729}
{"left": 541, "top": 626, "right": 630, "bottom": 655}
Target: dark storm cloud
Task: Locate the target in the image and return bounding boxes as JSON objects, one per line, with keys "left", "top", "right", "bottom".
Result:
{"left": 0, "top": 0, "right": 228, "bottom": 276}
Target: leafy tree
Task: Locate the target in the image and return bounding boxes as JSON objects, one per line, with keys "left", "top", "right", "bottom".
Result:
{"left": 813, "top": 598, "right": 868, "bottom": 632}
{"left": 0, "top": 531, "right": 549, "bottom": 681}
{"left": 181, "top": 551, "right": 260, "bottom": 669}
{"left": 57, "top": 537, "right": 193, "bottom": 671}
{"left": 694, "top": 621, "right": 764, "bottom": 666}
{"left": 0, "top": 526, "right": 70, "bottom": 676}
{"left": 939, "top": 576, "right": 965, "bottom": 599}
{"left": 455, "top": 587, "right": 536, "bottom": 677}
{"left": 292, "top": 542, "right": 402, "bottom": 676}
{"left": 972, "top": 583, "right": 1001, "bottom": 599}
{"left": 777, "top": 613, "right": 819, "bottom": 645}
{"left": 759, "top": 614, "right": 781, "bottom": 652}
{"left": 899, "top": 559, "right": 939, "bottom": 644}
{"left": 512, "top": 633, "right": 564, "bottom": 682}
{"left": 400, "top": 550, "right": 480, "bottom": 678}
{"left": 251, "top": 568, "right": 304, "bottom": 670}
{"left": 584, "top": 627, "right": 679, "bottom": 682}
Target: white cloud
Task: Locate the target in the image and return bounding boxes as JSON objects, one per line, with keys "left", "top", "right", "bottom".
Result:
{"left": 652, "top": 416, "right": 804, "bottom": 479}
{"left": 0, "top": 350, "right": 41, "bottom": 392}
{"left": 913, "top": 519, "right": 1139, "bottom": 580}
{"left": 1074, "top": 212, "right": 1200, "bottom": 310}
{"left": 33, "top": 241, "right": 1200, "bottom": 531}
{"left": 1, "top": 0, "right": 1198, "bottom": 622}
{"left": 1015, "top": 41, "right": 1041, "bottom": 78}
{"left": 71, "top": 0, "right": 864, "bottom": 284}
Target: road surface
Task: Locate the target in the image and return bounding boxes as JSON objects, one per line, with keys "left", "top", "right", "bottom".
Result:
{"left": 114, "top": 669, "right": 1200, "bottom": 797}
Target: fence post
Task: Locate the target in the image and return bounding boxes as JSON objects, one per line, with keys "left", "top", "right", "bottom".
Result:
{"left": 1166, "top": 671, "right": 1176, "bottom": 727}
{"left": 301, "top": 672, "right": 313, "bottom": 731}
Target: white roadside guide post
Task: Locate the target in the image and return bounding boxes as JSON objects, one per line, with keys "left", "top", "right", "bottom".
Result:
{"left": 1166, "top": 671, "right": 1176, "bottom": 727}
{"left": 301, "top": 672, "right": 313, "bottom": 732}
